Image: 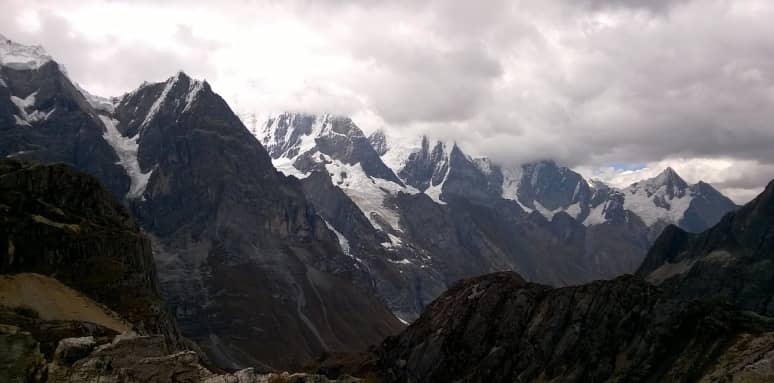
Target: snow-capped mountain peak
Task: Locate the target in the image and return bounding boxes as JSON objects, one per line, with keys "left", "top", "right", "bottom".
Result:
{"left": 258, "top": 112, "right": 413, "bottom": 237}
{"left": 0, "top": 34, "right": 53, "bottom": 71}
{"left": 621, "top": 167, "right": 696, "bottom": 226}
{"left": 645, "top": 167, "right": 688, "bottom": 195}
{"left": 257, "top": 112, "right": 737, "bottom": 237}
{"left": 638, "top": 166, "right": 689, "bottom": 197}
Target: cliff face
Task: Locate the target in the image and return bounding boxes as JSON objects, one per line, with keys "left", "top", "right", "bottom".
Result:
{"left": 0, "top": 159, "right": 178, "bottom": 340}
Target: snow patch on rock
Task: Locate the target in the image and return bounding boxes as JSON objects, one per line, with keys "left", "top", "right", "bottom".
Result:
{"left": 326, "top": 159, "right": 409, "bottom": 232}
{"left": 622, "top": 176, "right": 692, "bottom": 226}
{"left": 182, "top": 79, "right": 204, "bottom": 114}
{"left": 9, "top": 91, "right": 55, "bottom": 126}
{"left": 140, "top": 73, "right": 180, "bottom": 131}
{"left": 323, "top": 219, "right": 351, "bottom": 258}
{"left": 584, "top": 201, "right": 610, "bottom": 226}
{"left": 99, "top": 115, "right": 152, "bottom": 199}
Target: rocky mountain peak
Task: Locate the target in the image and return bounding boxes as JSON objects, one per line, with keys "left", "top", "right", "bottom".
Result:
{"left": 514, "top": 159, "right": 591, "bottom": 216}
{"left": 260, "top": 112, "right": 403, "bottom": 184}
{"left": 652, "top": 166, "right": 688, "bottom": 191}
{"left": 632, "top": 166, "right": 689, "bottom": 199}
{"left": 113, "top": 71, "right": 209, "bottom": 140}
{"left": 398, "top": 136, "right": 452, "bottom": 193}
{"left": 368, "top": 129, "right": 389, "bottom": 156}
{"left": 107, "top": 86, "right": 403, "bottom": 369}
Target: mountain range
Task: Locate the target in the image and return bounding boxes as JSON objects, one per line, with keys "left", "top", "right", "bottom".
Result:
{"left": 0, "top": 34, "right": 742, "bottom": 373}
{"left": 258, "top": 112, "right": 738, "bottom": 320}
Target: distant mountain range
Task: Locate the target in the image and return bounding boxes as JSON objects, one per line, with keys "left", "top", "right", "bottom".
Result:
{"left": 258, "top": 112, "right": 738, "bottom": 320}
{"left": 0, "top": 34, "right": 739, "bottom": 371}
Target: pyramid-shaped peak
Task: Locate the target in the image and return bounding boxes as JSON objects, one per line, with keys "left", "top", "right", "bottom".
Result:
{"left": 652, "top": 166, "right": 687, "bottom": 188}
{"left": 162, "top": 71, "right": 208, "bottom": 89}
{"left": 662, "top": 166, "right": 678, "bottom": 177}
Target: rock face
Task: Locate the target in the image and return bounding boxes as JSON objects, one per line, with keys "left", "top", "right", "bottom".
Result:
{"left": 43, "top": 332, "right": 359, "bottom": 383}
{"left": 321, "top": 272, "right": 774, "bottom": 383}
{"left": 0, "top": 324, "right": 46, "bottom": 383}
{"left": 0, "top": 159, "right": 178, "bottom": 341}
{"left": 638, "top": 178, "right": 774, "bottom": 316}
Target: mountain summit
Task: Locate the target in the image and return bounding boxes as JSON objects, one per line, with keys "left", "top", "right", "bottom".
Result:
{"left": 0, "top": 33, "right": 52, "bottom": 70}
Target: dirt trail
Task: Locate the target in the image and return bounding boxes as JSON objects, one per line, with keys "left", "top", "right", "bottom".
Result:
{"left": 0, "top": 273, "right": 131, "bottom": 332}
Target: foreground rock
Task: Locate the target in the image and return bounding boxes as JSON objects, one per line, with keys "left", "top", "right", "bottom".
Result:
{"left": 0, "top": 159, "right": 180, "bottom": 342}
{"left": 317, "top": 272, "right": 774, "bottom": 382}
{"left": 4, "top": 330, "right": 358, "bottom": 382}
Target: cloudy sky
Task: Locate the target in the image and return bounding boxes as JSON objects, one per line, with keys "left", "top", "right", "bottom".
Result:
{"left": 2, "top": 0, "right": 773, "bottom": 202}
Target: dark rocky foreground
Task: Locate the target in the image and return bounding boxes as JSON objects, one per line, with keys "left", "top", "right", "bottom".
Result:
{"left": 315, "top": 273, "right": 774, "bottom": 382}
{"left": 0, "top": 159, "right": 178, "bottom": 341}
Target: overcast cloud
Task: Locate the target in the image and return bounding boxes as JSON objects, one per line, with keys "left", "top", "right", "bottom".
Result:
{"left": 1, "top": 0, "right": 772, "bottom": 202}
